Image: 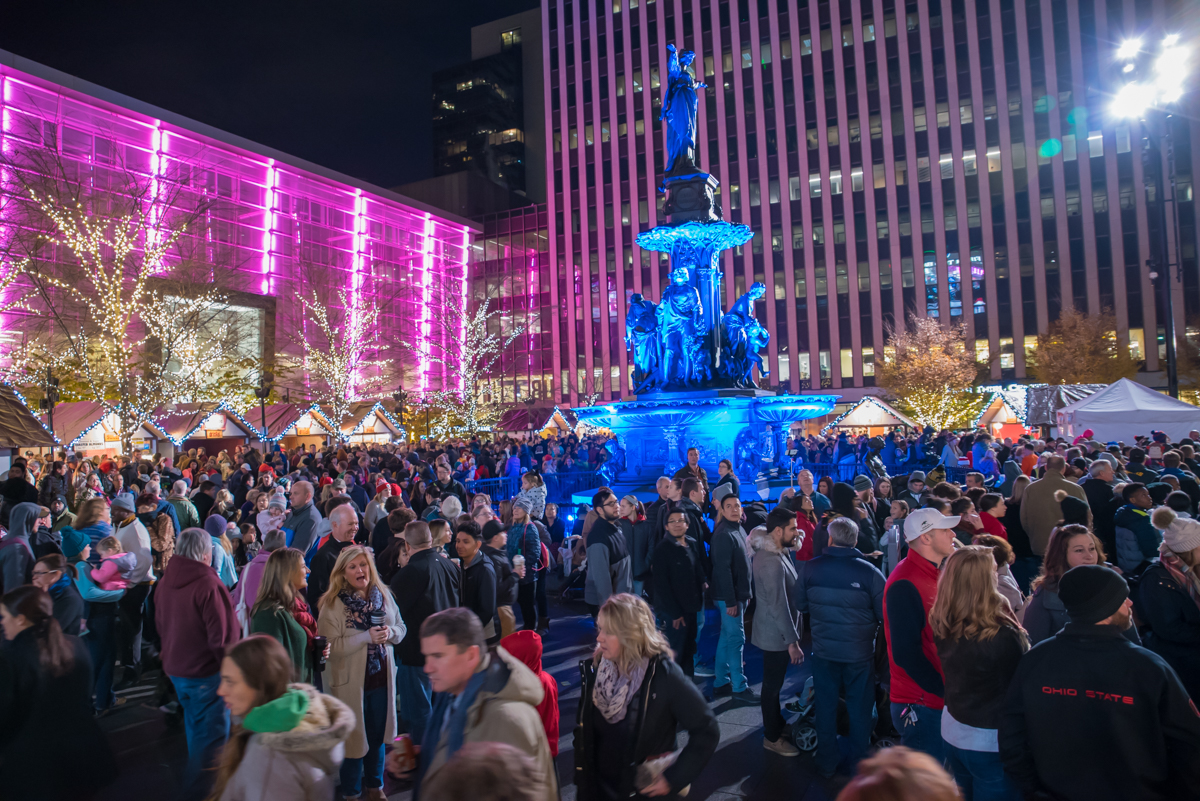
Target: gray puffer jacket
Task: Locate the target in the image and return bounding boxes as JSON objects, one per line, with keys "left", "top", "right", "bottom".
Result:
{"left": 219, "top": 684, "right": 354, "bottom": 801}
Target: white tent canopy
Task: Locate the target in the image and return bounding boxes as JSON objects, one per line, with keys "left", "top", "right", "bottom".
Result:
{"left": 1056, "top": 378, "right": 1200, "bottom": 443}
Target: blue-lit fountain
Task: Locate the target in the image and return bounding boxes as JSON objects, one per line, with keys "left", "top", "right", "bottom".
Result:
{"left": 575, "top": 43, "right": 838, "bottom": 495}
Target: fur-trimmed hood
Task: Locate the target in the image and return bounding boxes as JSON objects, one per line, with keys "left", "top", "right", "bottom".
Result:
{"left": 749, "top": 525, "right": 781, "bottom": 553}
{"left": 254, "top": 683, "right": 354, "bottom": 759}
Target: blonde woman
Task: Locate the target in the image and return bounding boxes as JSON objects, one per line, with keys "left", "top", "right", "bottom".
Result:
{"left": 365, "top": 486, "right": 391, "bottom": 531}
{"left": 930, "top": 546, "right": 1028, "bottom": 801}
{"left": 576, "top": 594, "right": 718, "bottom": 801}
{"left": 317, "top": 545, "right": 405, "bottom": 801}
{"left": 250, "top": 548, "right": 321, "bottom": 683}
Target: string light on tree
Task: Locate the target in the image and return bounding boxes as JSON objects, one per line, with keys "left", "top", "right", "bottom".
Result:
{"left": 299, "top": 287, "right": 384, "bottom": 441}
{"left": 399, "top": 281, "right": 525, "bottom": 437}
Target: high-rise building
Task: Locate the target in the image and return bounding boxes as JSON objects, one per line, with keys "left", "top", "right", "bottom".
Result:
{"left": 404, "top": 10, "right": 548, "bottom": 218}
{"left": 542, "top": 0, "right": 1198, "bottom": 405}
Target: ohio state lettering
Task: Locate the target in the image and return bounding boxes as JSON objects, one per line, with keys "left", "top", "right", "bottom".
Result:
{"left": 1041, "top": 686, "right": 1133, "bottom": 704}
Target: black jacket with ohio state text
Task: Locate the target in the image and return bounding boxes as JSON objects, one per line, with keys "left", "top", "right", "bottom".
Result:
{"left": 999, "top": 622, "right": 1200, "bottom": 801}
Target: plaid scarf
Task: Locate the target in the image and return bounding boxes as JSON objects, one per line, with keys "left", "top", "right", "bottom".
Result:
{"left": 339, "top": 586, "right": 386, "bottom": 675}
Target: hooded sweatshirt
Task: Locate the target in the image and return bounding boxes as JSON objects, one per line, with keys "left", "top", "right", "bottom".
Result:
{"left": 500, "top": 631, "right": 560, "bottom": 757}
{"left": 218, "top": 684, "right": 355, "bottom": 801}
{"left": 154, "top": 554, "right": 238, "bottom": 678}
{"left": 0, "top": 502, "right": 40, "bottom": 592}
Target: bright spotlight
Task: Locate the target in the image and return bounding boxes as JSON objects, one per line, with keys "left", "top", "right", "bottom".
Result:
{"left": 1111, "top": 82, "right": 1150, "bottom": 118}
{"left": 1117, "top": 38, "right": 1143, "bottom": 61}
{"left": 1163, "top": 33, "right": 1180, "bottom": 47}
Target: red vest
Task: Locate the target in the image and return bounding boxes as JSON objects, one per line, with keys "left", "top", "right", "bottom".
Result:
{"left": 882, "top": 551, "right": 945, "bottom": 709}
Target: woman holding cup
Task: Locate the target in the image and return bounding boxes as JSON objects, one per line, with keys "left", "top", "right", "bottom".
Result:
{"left": 318, "top": 545, "right": 406, "bottom": 801}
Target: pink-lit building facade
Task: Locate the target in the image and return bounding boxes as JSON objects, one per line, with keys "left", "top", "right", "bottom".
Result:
{"left": 542, "top": 0, "right": 1200, "bottom": 404}
{"left": 0, "top": 50, "right": 476, "bottom": 400}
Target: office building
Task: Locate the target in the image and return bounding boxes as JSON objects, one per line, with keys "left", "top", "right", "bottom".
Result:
{"left": 0, "top": 50, "right": 475, "bottom": 400}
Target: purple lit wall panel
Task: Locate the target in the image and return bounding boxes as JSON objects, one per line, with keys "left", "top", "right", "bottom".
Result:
{"left": 0, "top": 61, "right": 475, "bottom": 395}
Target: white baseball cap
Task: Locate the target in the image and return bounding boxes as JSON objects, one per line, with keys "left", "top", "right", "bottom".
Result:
{"left": 903, "top": 508, "right": 961, "bottom": 542}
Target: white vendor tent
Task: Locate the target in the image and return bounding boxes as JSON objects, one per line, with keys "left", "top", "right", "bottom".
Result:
{"left": 1056, "top": 378, "right": 1200, "bottom": 444}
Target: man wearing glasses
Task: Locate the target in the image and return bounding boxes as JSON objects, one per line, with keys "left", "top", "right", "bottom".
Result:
{"left": 583, "top": 488, "right": 632, "bottom": 618}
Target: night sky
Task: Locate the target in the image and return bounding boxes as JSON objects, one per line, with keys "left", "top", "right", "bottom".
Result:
{"left": 0, "top": 0, "right": 538, "bottom": 189}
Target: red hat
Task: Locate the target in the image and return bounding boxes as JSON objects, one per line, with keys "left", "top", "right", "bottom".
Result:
{"left": 258, "top": 464, "right": 275, "bottom": 474}
{"left": 375, "top": 477, "right": 389, "bottom": 492}
{"left": 390, "top": 483, "right": 403, "bottom": 496}
{"left": 319, "top": 476, "right": 333, "bottom": 487}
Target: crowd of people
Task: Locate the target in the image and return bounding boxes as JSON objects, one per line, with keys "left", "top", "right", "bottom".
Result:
{"left": 0, "top": 422, "right": 1199, "bottom": 801}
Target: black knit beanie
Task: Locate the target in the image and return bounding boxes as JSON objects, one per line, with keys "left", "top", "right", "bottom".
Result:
{"left": 1059, "top": 565, "right": 1129, "bottom": 625}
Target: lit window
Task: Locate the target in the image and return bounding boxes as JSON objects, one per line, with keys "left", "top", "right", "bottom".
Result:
{"left": 895, "top": 159, "right": 908, "bottom": 185}
{"left": 761, "top": 40, "right": 772, "bottom": 65}
{"left": 768, "top": 179, "right": 780, "bottom": 204}
{"left": 830, "top": 169, "right": 843, "bottom": 194}
{"left": 960, "top": 98, "right": 973, "bottom": 124}
{"left": 749, "top": 181, "right": 761, "bottom": 206}
{"left": 863, "top": 18, "right": 876, "bottom": 42}
{"left": 873, "top": 163, "right": 887, "bottom": 188}
{"left": 849, "top": 118, "right": 861, "bottom": 142}
{"left": 987, "top": 146, "right": 1002, "bottom": 172}
{"left": 999, "top": 338, "right": 1015, "bottom": 369}
{"left": 914, "top": 106, "right": 927, "bottom": 132}
{"left": 809, "top": 173, "right": 822, "bottom": 197}
{"left": 1089, "top": 131, "right": 1104, "bottom": 158}
{"left": 858, "top": 261, "right": 871, "bottom": 291}
{"left": 634, "top": 119, "right": 645, "bottom": 135}
{"left": 884, "top": 13, "right": 897, "bottom": 37}
{"left": 963, "top": 149, "right": 977, "bottom": 175}
{"left": 917, "top": 157, "right": 931, "bottom": 182}
{"left": 1062, "top": 134, "right": 1077, "bottom": 160}
{"left": 800, "top": 36, "right": 812, "bottom": 56}
{"left": 827, "top": 125, "right": 840, "bottom": 146}
{"left": 1093, "top": 188, "right": 1109, "bottom": 213}
{"left": 863, "top": 346, "right": 875, "bottom": 376}
{"left": 633, "top": 70, "right": 643, "bottom": 92}
{"left": 851, "top": 167, "right": 864, "bottom": 192}
{"left": 870, "top": 114, "right": 882, "bottom": 139}
{"left": 843, "top": 24, "right": 854, "bottom": 47}
{"left": 742, "top": 45, "right": 753, "bottom": 69}
{"left": 789, "top": 176, "right": 802, "bottom": 200}
{"left": 729, "top": 184, "right": 740, "bottom": 209}
{"left": 1116, "top": 126, "right": 1131, "bottom": 154}
{"left": 841, "top": 349, "right": 854, "bottom": 379}
{"left": 617, "top": 74, "right": 626, "bottom": 96}
{"left": 771, "top": 227, "right": 784, "bottom": 252}
{"left": 781, "top": 38, "right": 792, "bottom": 59}
{"left": 936, "top": 102, "right": 950, "bottom": 128}
{"left": 940, "top": 153, "right": 954, "bottom": 179}
{"left": 792, "top": 224, "right": 805, "bottom": 249}
{"left": 877, "top": 216, "right": 889, "bottom": 239}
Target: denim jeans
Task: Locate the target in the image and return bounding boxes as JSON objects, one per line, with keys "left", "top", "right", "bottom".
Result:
{"left": 86, "top": 604, "right": 119, "bottom": 711}
{"left": 890, "top": 702, "right": 944, "bottom": 765}
{"left": 694, "top": 609, "right": 708, "bottom": 669}
{"left": 712, "top": 600, "right": 747, "bottom": 692}
{"left": 811, "top": 657, "right": 876, "bottom": 776}
{"left": 170, "top": 673, "right": 230, "bottom": 801}
{"left": 663, "top": 613, "right": 697, "bottom": 677}
{"left": 944, "top": 743, "right": 1022, "bottom": 801}
{"left": 340, "top": 685, "right": 388, "bottom": 796}
{"left": 397, "top": 664, "right": 433, "bottom": 746}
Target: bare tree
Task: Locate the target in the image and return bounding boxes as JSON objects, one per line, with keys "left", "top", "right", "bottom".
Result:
{"left": 0, "top": 125, "right": 255, "bottom": 453}
{"left": 396, "top": 276, "right": 524, "bottom": 436}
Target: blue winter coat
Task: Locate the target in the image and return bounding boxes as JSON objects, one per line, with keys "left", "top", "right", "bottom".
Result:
{"left": 793, "top": 546, "right": 885, "bottom": 663}
{"left": 1114, "top": 505, "right": 1162, "bottom": 572}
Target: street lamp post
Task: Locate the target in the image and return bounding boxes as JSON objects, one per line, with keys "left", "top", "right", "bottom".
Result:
{"left": 39, "top": 368, "right": 60, "bottom": 443}
{"left": 1113, "top": 33, "right": 1190, "bottom": 397}
{"left": 254, "top": 371, "right": 274, "bottom": 445}
{"left": 392, "top": 382, "right": 410, "bottom": 441}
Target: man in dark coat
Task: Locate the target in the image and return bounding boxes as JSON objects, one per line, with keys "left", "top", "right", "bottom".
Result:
{"left": 1000, "top": 565, "right": 1200, "bottom": 801}
{"left": 653, "top": 508, "right": 707, "bottom": 676}
{"left": 305, "top": 504, "right": 357, "bottom": 612}
{"left": 455, "top": 520, "right": 497, "bottom": 645}
{"left": 389, "top": 520, "right": 460, "bottom": 745}
{"left": 1081, "top": 460, "right": 1117, "bottom": 555}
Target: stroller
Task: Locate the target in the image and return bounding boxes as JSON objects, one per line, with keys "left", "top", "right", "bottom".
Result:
{"left": 787, "top": 676, "right": 901, "bottom": 753}
{"left": 558, "top": 534, "right": 588, "bottom": 602}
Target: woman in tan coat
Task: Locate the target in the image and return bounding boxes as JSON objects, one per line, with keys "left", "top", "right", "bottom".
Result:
{"left": 317, "top": 545, "right": 406, "bottom": 801}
